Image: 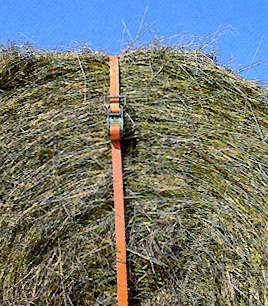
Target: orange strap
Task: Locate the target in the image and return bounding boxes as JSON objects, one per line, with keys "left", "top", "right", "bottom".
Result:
{"left": 109, "top": 56, "right": 128, "bottom": 306}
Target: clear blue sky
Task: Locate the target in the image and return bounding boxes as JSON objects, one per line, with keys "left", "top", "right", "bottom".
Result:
{"left": 0, "top": 0, "right": 267, "bottom": 83}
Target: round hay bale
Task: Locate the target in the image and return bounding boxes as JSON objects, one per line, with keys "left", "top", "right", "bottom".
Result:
{"left": 0, "top": 45, "right": 267, "bottom": 305}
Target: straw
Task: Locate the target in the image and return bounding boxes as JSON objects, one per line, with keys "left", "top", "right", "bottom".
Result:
{"left": 0, "top": 44, "right": 267, "bottom": 305}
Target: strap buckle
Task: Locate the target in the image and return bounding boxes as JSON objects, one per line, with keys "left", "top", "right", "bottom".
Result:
{"left": 106, "top": 95, "right": 126, "bottom": 139}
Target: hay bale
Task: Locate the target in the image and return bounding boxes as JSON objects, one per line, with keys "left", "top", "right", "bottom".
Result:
{"left": 0, "top": 45, "right": 267, "bottom": 305}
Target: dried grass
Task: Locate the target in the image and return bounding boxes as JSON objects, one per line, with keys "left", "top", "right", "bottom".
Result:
{"left": 0, "top": 44, "right": 267, "bottom": 305}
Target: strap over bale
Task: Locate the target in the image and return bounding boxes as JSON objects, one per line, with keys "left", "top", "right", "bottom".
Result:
{"left": 0, "top": 45, "right": 267, "bottom": 305}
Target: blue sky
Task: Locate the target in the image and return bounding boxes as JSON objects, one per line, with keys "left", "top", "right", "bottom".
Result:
{"left": 0, "top": 0, "right": 267, "bottom": 83}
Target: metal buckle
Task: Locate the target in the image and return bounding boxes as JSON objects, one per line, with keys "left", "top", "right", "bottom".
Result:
{"left": 105, "top": 95, "right": 126, "bottom": 136}
{"left": 107, "top": 106, "right": 124, "bottom": 131}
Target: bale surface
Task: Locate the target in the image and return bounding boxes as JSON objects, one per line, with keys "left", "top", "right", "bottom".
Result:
{"left": 0, "top": 45, "right": 267, "bottom": 305}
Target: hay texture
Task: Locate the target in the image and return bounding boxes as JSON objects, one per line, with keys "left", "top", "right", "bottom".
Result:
{"left": 0, "top": 45, "right": 267, "bottom": 305}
